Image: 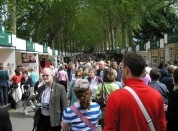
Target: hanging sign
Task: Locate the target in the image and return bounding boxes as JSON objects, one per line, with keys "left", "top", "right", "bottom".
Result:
{"left": 0, "top": 26, "right": 12, "bottom": 46}
{"left": 168, "top": 29, "right": 178, "bottom": 43}
{"left": 52, "top": 49, "right": 56, "bottom": 55}
{"left": 150, "top": 39, "right": 160, "bottom": 49}
{"left": 26, "top": 37, "right": 35, "bottom": 51}
{"left": 43, "top": 45, "right": 48, "bottom": 53}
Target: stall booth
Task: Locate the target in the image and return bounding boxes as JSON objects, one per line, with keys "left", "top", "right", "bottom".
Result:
{"left": 164, "top": 29, "right": 178, "bottom": 65}
{"left": 105, "top": 50, "right": 118, "bottom": 61}
{"left": 0, "top": 26, "right": 15, "bottom": 109}
{"left": 0, "top": 26, "right": 16, "bottom": 77}
{"left": 13, "top": 37, "right": 39, "bottom": 78}
{"left": 131, "top": 45, "right": 136, "bottom": 52}
{"left": 57, "top": 50, "right": 64, "bottom": 64}
{"left": 136, "top": 42, "right": 149, "bottom": 63}
{"left": 50, "top": 49, "right": 58, "bottom": 66}
{"left": 148, "top": 38, "right": 164, "bottom": 66}
{"left": 38, "top": 44, "right": 52, "bottom": 70}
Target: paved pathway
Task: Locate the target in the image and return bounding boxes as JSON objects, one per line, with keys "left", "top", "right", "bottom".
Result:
{"left": 9, "top": 106, "right": 102, "bottom": 131}
{"left": 9, "top": 107, "right": 35, "bottom": 131}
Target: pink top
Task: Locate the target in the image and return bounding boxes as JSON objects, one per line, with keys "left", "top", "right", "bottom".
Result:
{"left": 141, "top": 74, "right": 151, "bottom": 85}
{"left": 57, "top": 70, "right": 68, "bottom": 81}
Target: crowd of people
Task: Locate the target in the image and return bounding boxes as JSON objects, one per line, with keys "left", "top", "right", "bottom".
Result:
{"left": 0, "top": 52, "right": 178, "bottom": 131}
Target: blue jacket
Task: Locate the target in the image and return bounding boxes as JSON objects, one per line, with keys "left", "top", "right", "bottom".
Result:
{"left": 148, "top": 81, "right": 169, "bottom": 104}
{"left": 115, "top": 68, "right": 122, "bottom": 82}
{"left": 68, "top": 80, "right": 77, "bottom": 106}
{"left": 0, "top": 70, "right": 9, "bottom": 84}
{"left": 161, "top": 74, "right": 173, "bottom": 87}
{"left": 159, "top": 68, "right": 168, "bottom": 81}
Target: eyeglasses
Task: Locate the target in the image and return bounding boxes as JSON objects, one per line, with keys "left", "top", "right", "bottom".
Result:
{"left": 76, "top": 75, "right": 81, "bottom": 77}
{"left": 42, "top": 74, "right": 49, "bottom": 77}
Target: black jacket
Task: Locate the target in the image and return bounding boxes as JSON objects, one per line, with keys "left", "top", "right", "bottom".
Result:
{"left": 167, "top": 89, "right": 178, "bottom": 131}
{"left": 97, "top": 68, "right": 107, "bottom": 78}
{"left": 0, "top": 108, "right": 12, "bottom": 131}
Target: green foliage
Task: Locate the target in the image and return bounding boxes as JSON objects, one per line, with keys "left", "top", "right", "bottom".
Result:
{"left": 1, "top": 0, "right": 178, "bottom": 52}
{"left": 134, "top": 7, "right": 178, "bottom": 42}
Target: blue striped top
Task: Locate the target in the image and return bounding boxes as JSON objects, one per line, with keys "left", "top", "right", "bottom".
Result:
{"left": 62, "top": 102, "right": 101, "bottom": 131}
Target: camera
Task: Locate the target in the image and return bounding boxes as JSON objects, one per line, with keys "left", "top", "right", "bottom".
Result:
{"left": 36, "top": 103, "right": 49, "bottom": 110}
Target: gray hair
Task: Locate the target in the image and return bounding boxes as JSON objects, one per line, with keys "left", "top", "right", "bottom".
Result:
{"left": 59, "top": 66, "right": 64, "bottom": 70}
{"left": 43, "top": 68, "right": 53, "bottom": 75}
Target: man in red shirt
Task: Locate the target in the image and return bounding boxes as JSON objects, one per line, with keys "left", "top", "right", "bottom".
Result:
{"left": 104, "top": 52, "right": 166, "bottom": 131}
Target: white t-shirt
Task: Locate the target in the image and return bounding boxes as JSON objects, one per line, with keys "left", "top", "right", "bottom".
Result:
{"left": 90, "top": 77, "right": 98, "bottom": 97}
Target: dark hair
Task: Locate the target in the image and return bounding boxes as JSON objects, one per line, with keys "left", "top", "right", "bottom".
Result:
{"left": 89, "top": 68, "right": 97, "bottom": 75}
{"left": 15, "top": 68, "right": 21, "bottom": 76}
{"left": 123, "top": 52, "right": 146, "bottom": 77}
{"left": 74, "top": 89, "right": 92, "bottom": 110}
{"left": 103, "top": 68, "right": 116, "bottom": 82}
{"left": 22, "top": 70, "right": 28, "bottom": 75}
{"left": 173, "top": 68, "right": 178, "bottom": 84}
{"left": 164, "top": 63, "right": 168, "bottom": 67}
{"left": 167, "top": 61, "right": 171, "bottom": 65}
{"left": 149, "top": 67, "right": 160, "bottom": 81}
{"left": 0, "top": 65, "right": 3, "bottom": 70}
{"left": 111, "top": 61, "right": 118, "bottom": 68}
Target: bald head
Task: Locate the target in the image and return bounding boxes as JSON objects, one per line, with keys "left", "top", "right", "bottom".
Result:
{"left": 99, "top": 61, "right": 105, "bottom": 70}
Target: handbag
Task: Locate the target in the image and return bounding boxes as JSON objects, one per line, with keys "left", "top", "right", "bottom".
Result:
{"left": 70, "top": 105, "right": 99, "bottom": 131}
{"left": 10, "top": 83, "right": 18, "bottom": 89}
{"left": 22, "top": 90, "right": 30, "bottom": 100}
{"left": 95, "top": 82, "right": 109, "bottom": 108}
{"left": 124, "top": 86, "right": 155, "bottom": 131}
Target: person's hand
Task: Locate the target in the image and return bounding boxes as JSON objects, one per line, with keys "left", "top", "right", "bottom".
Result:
{"left": 60, "top": 121, "right": 63, "bottom": 127}
{"left": 35, "top": 91, "right": 38, "bottom": 95}
{"left": 164, "top": 104, "right": 168, "bottom": 111}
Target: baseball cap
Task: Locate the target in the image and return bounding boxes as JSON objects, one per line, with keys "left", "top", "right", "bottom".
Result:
{"left": 74, "top": 79, "right": 89, "bottom": 91}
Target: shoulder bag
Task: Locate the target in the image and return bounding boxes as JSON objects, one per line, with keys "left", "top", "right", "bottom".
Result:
{"left": 95, "top": 82, "right": 109, "bottom": 108}
{"left": 70, "top": 105, "right": 99, "bottom": 131}
{"left": 124, "top": 86, "right": 155, "bottom": 131}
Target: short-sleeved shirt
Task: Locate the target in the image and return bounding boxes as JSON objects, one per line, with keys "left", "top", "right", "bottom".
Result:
{"left": 62, "top": 102, "right": 101, "bottom": 131}
{"left": 11, "top": 75, "right": 22, "bottom": 84}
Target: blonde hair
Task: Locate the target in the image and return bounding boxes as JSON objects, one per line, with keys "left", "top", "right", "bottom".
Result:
{"left": 84, "top": 68, "right": 89, "bottom": 76}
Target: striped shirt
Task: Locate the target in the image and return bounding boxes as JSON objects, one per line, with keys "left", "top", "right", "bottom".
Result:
{"left": 62, "top": 102, "right": 101, "bottom": 131}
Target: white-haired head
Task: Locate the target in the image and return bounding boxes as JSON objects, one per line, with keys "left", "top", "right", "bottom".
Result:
{"left": 43, "top": 68, "right": 53, "bottom": 75}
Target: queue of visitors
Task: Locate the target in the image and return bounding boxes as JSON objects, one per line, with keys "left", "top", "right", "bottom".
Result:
{"left": 1, "top": 52, "right": 178, "bottom": 131}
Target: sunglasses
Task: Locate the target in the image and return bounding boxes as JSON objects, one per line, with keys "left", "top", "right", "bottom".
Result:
{"left": 76, "top": 75, "right": 81, "bottom": 77}
{"left": 42, "top": 74, "right": 49, "bottom": 77}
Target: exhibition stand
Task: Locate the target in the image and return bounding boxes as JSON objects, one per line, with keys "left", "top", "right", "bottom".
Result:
{"left": 0, "top": 26, "right": 15, "bottom": 77}
{"left": 13, "top": 37, "right": 39, "bottom": 78}
{"left": 148, "top": 38, "right": 164, "bottom": 66}
{"left": 164, "top": 29, "right": 178, "bottom": 65}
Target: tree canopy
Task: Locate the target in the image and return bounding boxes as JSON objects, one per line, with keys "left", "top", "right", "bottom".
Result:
{"left": 1, "top": 0, "right": 178, "bottom": 53}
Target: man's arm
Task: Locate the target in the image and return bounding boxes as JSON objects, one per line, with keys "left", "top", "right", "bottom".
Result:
{"left": 60, "top": 85, "right": 68, "bottom": 111}
{"left": 104, "top": 93, "right": 119, "bottom": 131}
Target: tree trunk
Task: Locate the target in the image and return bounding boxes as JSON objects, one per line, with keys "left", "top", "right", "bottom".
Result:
{"left": 128, "top": 25, "right": 133, "bottom": 47}
{"left": 10, "top": 0, "right": 16, "bottom": 34}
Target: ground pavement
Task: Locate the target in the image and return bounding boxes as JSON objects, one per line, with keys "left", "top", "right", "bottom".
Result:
{"left": 9, "top": 106, "right": 102, "bottom": 131}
